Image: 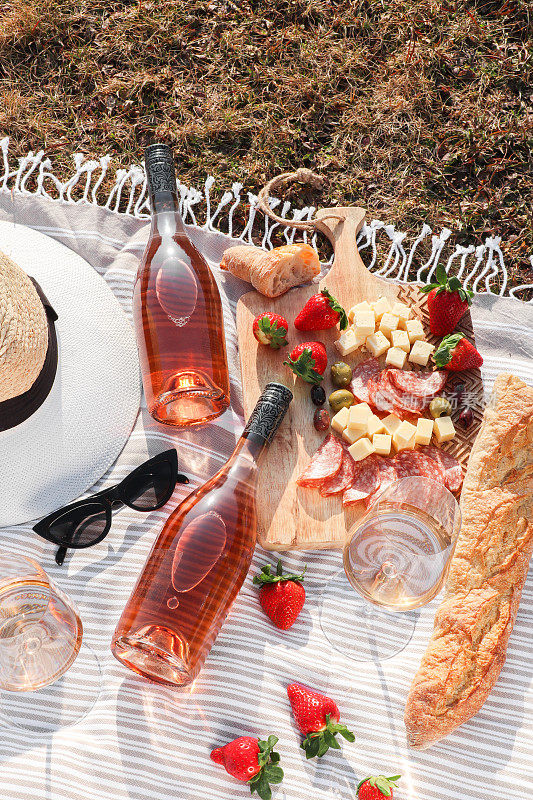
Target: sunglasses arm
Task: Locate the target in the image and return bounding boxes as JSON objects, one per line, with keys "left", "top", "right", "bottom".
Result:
{"left": 55, "top": 545, "right": 68, "bottom": 566}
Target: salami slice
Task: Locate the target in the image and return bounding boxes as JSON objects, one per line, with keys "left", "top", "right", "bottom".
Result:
{"left": 367, "top": 374, "right": 399, "bottom": 415}
{"left": 363, "top": 455, "right": 399, "bottom": 507}
{"left": 393, "top": 450, "right": 445, "bottom": 483}
{"left": 320, "top": 450, "right": 356, "bottom": 497}
{"left": 383, "top": 371, "right": 428, "bottom": 415}
{"left": 342, "top": 454, "right": 380, "bottom": 506}
{"left": 389, "top": 369, "right": 448, "bottom": 398}
{"left": 393, "top": 450, "right": 425, "bottom": 478}
{"left": 421, "top": 445, "right": 463, "bottom": 492}
{"left": 296, "top": 434, "right": 343, "bottom": 487}
{"left": 369, "top": 371, "right": 425, "bottom": 417}
{"left": 350, "top": 358, "right": 382, "bottom": 403}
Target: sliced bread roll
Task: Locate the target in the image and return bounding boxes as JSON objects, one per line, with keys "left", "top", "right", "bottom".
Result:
{"left": 220, "top": 243, "right": 320, "bottom": 297}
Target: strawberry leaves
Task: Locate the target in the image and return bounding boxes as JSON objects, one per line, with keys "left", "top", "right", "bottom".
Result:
{"left": 419, "top": 265, "right": 473, "bottom": 306}
{"left": 284, "top": 347, "right": 323, "bottom": 384}
{"left": 301, "top": 714, "right": 355, "bottom": 760}
{"left": 357, "top": 775, "right": 401, "bottom": 798}
{"left": 249, "top": 736, "right": 284, "bottom": 800}
{"left": 321, "top": 288, "right": 348, "bottom": 330}
{"left": 257, "top": 315, "right": 288, "bottom": 349}
{"left": 253, "top": 560, "right": 306, "bottom": 587}
{"left": 433, "top": 333, "right": 464, "bottom": 367}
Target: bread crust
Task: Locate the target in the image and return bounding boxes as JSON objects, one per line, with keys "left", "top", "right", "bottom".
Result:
{"left": 220, "top": 243, "right": 320, "bottom": 297}
{"left": 404, "top": 373, "right": 533, "bottom": 749}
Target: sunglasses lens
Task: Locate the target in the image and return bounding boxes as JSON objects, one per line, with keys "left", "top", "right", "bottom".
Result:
{"left": 124, "top": 461, "right": 174, "bottom": 510}
{"left": 48, "top": 501, "right": 108, "bottom": 548}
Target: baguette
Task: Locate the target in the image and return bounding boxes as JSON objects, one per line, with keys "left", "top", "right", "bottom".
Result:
{"left": 404, "top": 373, "right": 533, "bottom": 749}
{"left": 220, "top": 243, "right": 320, "bottom": 297}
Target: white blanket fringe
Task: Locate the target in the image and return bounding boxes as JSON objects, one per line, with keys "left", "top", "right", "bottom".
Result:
{"left": 0, "top": 136, "right": 531, "bottom": 301}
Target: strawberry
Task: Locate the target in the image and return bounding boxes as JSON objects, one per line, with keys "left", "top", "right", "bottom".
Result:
{"left": 210, "top": 735, "right": 283, "bottom": 800}
{"left": 433, "top": 333, "right": 483, "bottom": 371}
{"left": 284, "top": 341, "right": 327, "bottom": 384}
{"left": 294, "top": 287, "right": 348, "bottom": 331}
{"left": 287, "top": 682, "right": 355, "bottom": 759}
{"left": 420, "top": 264, "right": 473, "bottom": 336}
{"left": 253, "top": 313, "right": 289, "bottom": 349}
{"left": 357, "top": 775, "right": 401, "bottom": 799}
{"left": 254, "top": 560, "right": 306, "bottom": 630}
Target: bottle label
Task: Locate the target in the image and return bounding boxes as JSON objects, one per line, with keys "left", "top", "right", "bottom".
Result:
{"left": 145, "top": 144, "right": 177, "bottom": 195}
{"left": 244, "top": 383, "right": 293, "bottom": 443}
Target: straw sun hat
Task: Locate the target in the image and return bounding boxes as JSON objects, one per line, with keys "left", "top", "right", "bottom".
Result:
{"left": 0, "top": 221, "right": 140, "bottom": 527}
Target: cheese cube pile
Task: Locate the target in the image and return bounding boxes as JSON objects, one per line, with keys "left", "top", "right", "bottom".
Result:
{"left": 336, "top": 295, "right": 437, "bottom": 370}
{"left": 330, "top": 402, "right": 455, "bottom": 458}
{"left": 330, "top": 295, "right": 458, "bottom": 455}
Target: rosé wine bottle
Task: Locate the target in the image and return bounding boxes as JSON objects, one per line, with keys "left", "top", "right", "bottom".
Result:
{"left": 111, "top": 383, "right": 293, "bottom": 687}
{"left": 134, "top": 143, "right": 230, "bottom": 427}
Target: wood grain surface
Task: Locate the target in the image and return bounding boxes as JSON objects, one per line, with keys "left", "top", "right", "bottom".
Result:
{"left": 236, "top": 207, "right": 484, "bottom": 551}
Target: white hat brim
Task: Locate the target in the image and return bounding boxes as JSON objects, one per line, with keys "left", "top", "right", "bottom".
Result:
{"left": 0, "top": 221, "right": 141, "bottom": 527}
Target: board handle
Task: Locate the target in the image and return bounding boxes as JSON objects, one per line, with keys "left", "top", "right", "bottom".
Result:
{"left": 315, "top": 205, "right": 368, "bottom": 286}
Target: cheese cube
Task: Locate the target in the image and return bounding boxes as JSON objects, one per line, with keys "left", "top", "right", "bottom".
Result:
{"left": 392, "top": 420, "right": 418, "bottom": 452}
{"left": 403, "top": 433, "right": 417, "bottom": 451}
{"left": 335, "top": 329, "right": 360, "bottom": 357}
{"left": 343, "top": 426, "right": 365, "bottom": 445}
{"left": 379, "top": 312, "right": 400, "bottom": 339}
{"left": 348, "top": 403, "right": 372, "bottom": 431}
{"left": 415, "top": 417, "right": 434, "bottom": 446}
{"left": 402, "top": 318, "right": 425, "bottom": 343}
{"left": 348, "top": 437, "right": 374, "bottom": 462}
{"left": 433, "top": 415, "right": 455, "bottom": 444}
{"left": 372, "top": 433, "right": 392, "bottom": 456}
{"left": 371, "top": 296, "right": 392, "bottom": 322}
{"left": 409, "top": 340, "right": 435, "bottom": 367}
{"left": 331, "top": 406, "right": 350, "bottom": 434}
{"left": 366, "top": 413, "right": 385, "bottom": 437}
{"left": 381, "top": 414, "right": 402, "bottom": 436}
{"left": 390, "top": 329, "right": 410, "bottom": 353}
{"left": 365, "top": 331, "right": 390, "bottom": 358}
{"left": 353, "top": 309, "right": 375, "bottom": 339}
{"left": 385, "top": 346, "right": 407, "bottom": 370}
{"left": 348, "top": 301, "right": 374, "bottom": 323}
{"left": 391, "top": 301, "right": 412, "bottom": 323}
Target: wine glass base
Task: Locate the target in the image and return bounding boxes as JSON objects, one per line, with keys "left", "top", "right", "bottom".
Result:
{"left": 0, "top": 642, "right": 101, "bottom": 735}
{"left": 320, "top": 572, "right": 417, "bottom": 662}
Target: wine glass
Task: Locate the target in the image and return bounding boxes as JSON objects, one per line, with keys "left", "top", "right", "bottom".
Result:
{"left": 320, "top": 477, "right": 462, "bottom": 661}
{"left": 0, "top": 551, "right": 101, "bottom": 733}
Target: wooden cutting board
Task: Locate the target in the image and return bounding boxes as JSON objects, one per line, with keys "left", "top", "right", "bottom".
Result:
{"left": 236, "top": 207, "right": 484, "bottom": 550}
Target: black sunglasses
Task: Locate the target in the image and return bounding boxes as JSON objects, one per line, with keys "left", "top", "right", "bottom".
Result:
{"left": 33, "top": 449, "right": 188, "bottom": 566}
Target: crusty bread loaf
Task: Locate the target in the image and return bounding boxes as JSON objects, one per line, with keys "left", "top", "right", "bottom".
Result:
{"left": 220, "top": 243, "right": 320, "bottom": 297}
{"left": 404, "top": 373, "right": 533, "bottom": 749}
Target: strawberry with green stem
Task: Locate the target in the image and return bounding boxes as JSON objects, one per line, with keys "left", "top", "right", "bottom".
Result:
{"left": 252, "top": 312, "right": 289, "bottom": 349}
{"left": 211, "top": 735, "right": 284, "bottom": 800}
{"left": 284, "top": 341, "right": 328, "bottom": 384}
{"left": 254, "top": 560, "right": 306, "bottom": 630}
{"left": 420, "top": 264, "right": 473, "bottom": 336}
{"left": 294, "top": 287, "right": 348, "bottom": 332}
{"left": 287, "top": 682, "right": 355, "bottom": 759}
{"left": 357, "top": 774, "right": 401, "bottom": 799}
{"left": 433, "top": 333, "right": 483, "bottom": 371}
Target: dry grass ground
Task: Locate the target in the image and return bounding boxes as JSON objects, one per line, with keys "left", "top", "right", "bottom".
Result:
{"left": 0, "top": 0, "right": 531, "bottom": 283}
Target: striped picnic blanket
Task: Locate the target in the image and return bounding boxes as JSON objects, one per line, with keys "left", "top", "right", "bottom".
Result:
{"left": 0, "top": 178, "right": 532, "bottom": 800}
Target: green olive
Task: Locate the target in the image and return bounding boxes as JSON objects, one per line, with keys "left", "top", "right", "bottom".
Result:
{"left": 330, "top": 361, "right": 353, "bottom": 389}
{"left": 429, "top": 396, "right": 453, "bottom": 418}
{"left": 329, "top": 389, "right": 355, "bottom": 414}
